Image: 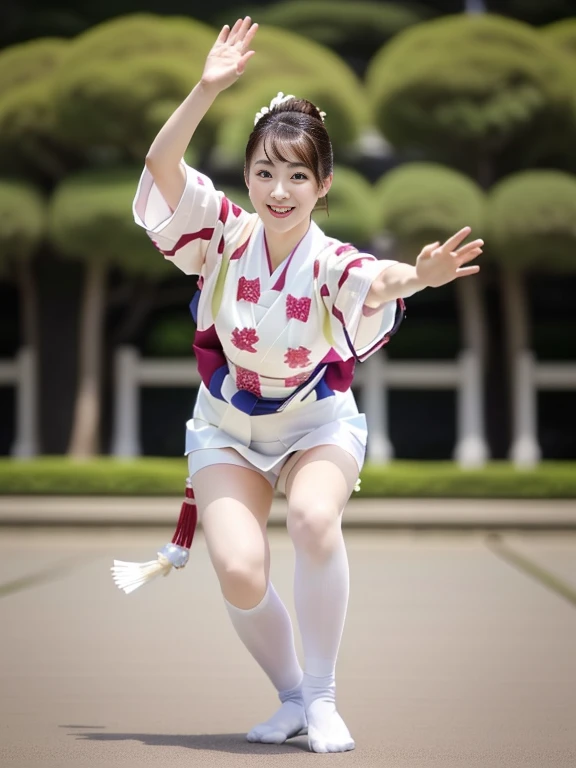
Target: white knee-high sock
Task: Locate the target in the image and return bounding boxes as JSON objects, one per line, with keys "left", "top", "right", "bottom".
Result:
{"left": 293, "top": 532, "right": 355, "bottom": 753}
{"left": 224, "top": 581, "right": 302, "bottom": 693}
{"left": 225, "top": 582, "right": 307, "bottom": 744}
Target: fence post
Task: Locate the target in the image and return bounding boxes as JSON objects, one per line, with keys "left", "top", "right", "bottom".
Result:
{"left": 509, "top": 349, "right": 540, "bottom": 468}
{"left": 111, "top": 346, "right": 141, "bottom": 458}
{"left": 454, "top": 349, "right": 488, "bottom": 468}
{"left": 10, "top": 347, "right": 39, "bottom": 458}
{"left": 362, "top": 353, "right": 393, "bottom": 463}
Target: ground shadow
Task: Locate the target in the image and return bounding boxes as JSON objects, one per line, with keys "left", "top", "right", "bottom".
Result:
{"left": 65, "top": 728, "right": 310, "bottom": 755}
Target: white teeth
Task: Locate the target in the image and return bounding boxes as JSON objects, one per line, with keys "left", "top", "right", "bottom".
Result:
{"left": 269, "top": 206, "right": 293, "bottom": 213}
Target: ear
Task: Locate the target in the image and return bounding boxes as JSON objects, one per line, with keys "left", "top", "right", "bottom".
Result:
{"left": 244, "top": 165, "right": 249, "bottom": 189}
{"left": 318, "top": 173, "right": 333, "bottom": 198}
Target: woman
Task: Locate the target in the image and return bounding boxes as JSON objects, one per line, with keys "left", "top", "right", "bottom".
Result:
{"left": 113, "top": 17, "right": 482, "bottom": 753}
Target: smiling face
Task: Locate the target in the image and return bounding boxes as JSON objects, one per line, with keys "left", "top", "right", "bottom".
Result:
{"left": 246, "top": 137, "right": 332, "bottom": 238}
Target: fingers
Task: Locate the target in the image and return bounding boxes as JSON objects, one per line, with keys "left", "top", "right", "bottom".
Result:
{"left": 236, "top": 50, "right": 256, "bottom": 74}
{"left": 456, "top": 247, "right": 482, "bottom": 266}
{"left": 227, "top": 18, "right": 245, "bottom": 45}
{"left": 217, "top": 24, "right": 230, "bottom": 44}
{"left": 456, "top": 265, "right": 481, "bottom": 278}
{"left": 442, "top": 226, "right": 472, "bottom": 252}
{"left": 228, "top": 16, "right": 253, "bottom": 46}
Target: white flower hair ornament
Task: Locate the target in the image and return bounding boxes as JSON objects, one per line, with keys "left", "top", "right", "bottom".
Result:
{"left": 254, "top": 91, "right": 327, "bottom": 126}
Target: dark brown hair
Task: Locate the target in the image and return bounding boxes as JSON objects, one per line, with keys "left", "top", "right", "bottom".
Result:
{"left": 244, "top": 97, "right": 333, "bottom": 212}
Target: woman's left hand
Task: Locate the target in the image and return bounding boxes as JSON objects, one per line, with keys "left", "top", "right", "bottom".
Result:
{"left": 415, "top": 226, "right": 483, "bottom": 288}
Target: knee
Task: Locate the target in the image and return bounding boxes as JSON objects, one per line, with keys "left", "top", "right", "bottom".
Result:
{"left": 216, "top": 550, "right": 267, "bottom": 604}
{"left": 287, "top": 500, "right": 342, "bottom": 562}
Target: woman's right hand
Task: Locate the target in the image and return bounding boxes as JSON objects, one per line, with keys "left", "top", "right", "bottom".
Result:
{"left": 201, "top": 17, "right": 258, "bottom": 93}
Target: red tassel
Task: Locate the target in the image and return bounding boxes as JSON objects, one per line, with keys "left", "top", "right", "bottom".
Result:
{"left": 171, "top": 481, "right": 198, "bottom": 550}
{"left": 111, "top": 478, "right": 197, "bottom": 593}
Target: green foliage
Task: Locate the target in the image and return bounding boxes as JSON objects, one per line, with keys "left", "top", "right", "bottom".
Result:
{"left": 487, "top": 170, "right": 576, "bottom": 272}
{"left": 0, "top": 38, "right": 66, "bottom": 97}
{"left": 366, "top": 14, "right": 572, "bottom": 173}
{"left": 53, "top": 15, "right": 216, "bottom": 159}
{"left": 212, "top": 26, "right": 368, "bottom": 164}
{"left": 374, "top": 162, "right": 486, "bottom": 260}
{"left": 0, "top": 179, "right": 47, "bottom": 274}
{"left": 314, "top": 165, "right": 379, "bottom": 244}
{"left": 0, "top": 39, "right": 69, "bottom": 177}
{"left": 543, "top": 18, "right": 576, "bottom": 58}
{"left": 48, "top": 166, "right": 172, "bottom": 278}
{"left": 144, "top": 312, "right": 196, "bottom": 357}
{"left": 0, "top": 457, "right": 575, "bottom": 498}
{"left": 254, "top": 1, "right": 430, "bottom": 62}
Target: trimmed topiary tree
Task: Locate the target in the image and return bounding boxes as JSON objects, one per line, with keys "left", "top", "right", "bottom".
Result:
{"left": 366, "top": 14, "right": 573, "bottom": 182}
{"left": 487, "top": 169, "right": 576, "bottom": 464}
{"left": 252, "top": 1, "right": 431, "bottom": 72}
{"left": 49, "top": 167, "right": 173, "bottom": 457}
{"left": 375, "top": 162, "right": 487, "bottom": 349}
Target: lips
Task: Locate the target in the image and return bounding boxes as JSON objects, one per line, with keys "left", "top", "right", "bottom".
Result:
{"left": 267, "top": 205, "right": 294, "bottom": 218}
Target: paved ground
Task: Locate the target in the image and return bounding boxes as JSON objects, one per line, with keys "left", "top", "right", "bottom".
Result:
{"left": 1, "top": 526, "right": 575, "bottom": 768}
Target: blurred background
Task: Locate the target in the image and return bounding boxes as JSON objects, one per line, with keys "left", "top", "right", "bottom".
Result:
{"left": 1, "top": 0, "right": 576, "bottom": 474}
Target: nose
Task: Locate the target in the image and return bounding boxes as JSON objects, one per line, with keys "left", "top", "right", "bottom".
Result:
{"left": 270, "top": 180, "right": 290, "bottom": 200}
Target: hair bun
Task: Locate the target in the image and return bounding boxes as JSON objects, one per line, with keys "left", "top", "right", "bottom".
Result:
{"left": 254, "top": 92, "right": 326, "bottom": 126}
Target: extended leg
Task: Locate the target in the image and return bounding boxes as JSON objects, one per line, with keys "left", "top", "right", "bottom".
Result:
{"left": 192, "top": 454, "right": 305, "bottom": 743}
{"left": 285, "top": 445, "right": 359, "bottom": 753}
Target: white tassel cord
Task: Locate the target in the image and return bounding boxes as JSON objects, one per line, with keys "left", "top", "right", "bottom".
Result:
{"left": 111, "top": 554, "right": 173, "bottom": 594}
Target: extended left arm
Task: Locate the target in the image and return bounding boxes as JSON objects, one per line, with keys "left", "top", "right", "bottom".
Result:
{"left": 365, "top": 226, "right": 483, "bottom": 309}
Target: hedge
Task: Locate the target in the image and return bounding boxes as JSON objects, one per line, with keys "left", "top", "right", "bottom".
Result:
{"left": 0, "top": 459, "right": 574, "bottom": 498}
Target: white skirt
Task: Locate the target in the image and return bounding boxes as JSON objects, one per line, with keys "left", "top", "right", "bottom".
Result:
{"left": 185, "top": 382, "right": 367, "bottom": 492}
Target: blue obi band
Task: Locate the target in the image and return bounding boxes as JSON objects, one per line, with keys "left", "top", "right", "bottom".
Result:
{"left": 208, "top": 364, "right": 334, "bottom": 416}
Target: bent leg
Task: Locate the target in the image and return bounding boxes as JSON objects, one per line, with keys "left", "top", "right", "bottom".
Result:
{"left": 191, "top": 453, "right": 305, "bottom": 742}
{"left": 285, "top": 445, "right": 358, "bottom": 753}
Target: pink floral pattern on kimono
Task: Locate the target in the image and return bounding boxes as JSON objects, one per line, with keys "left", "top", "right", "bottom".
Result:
{"left": 286, "top": 294, "right": 311, "bottom": 322}
{"left": 236, "top": 366, "right": 261, "bottom": 396}
{"left": 231, "top": 327, "right": 259, "bottom": 353}
{"left": 237, "top": 277, "right": 261, "bottom": 303}
{"left": 285, "top": 372, "right": 310, "bottom": 387}
{"left": 285, "top": 346, "right": 312, "bottom": 369}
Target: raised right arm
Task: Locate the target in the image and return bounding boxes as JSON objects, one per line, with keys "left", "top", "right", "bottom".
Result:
{"left": 145, "top": 17, "right": 258, "bottom": 211}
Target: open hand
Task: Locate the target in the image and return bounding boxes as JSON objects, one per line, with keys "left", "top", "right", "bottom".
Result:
{"left": 201, "top": 17, "right": 258, "bottom": 93}
{"left": 415, "top": 227, "right": 483, "bottom": 288}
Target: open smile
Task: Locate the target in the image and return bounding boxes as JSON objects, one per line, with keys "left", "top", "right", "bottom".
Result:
{"left": 267, "top": 205, "right": 295, "bottom": 218}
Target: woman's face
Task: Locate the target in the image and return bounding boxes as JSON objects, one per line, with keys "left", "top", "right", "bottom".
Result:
{"left": 246, "top": 138, "right": 332, "bottom": 236}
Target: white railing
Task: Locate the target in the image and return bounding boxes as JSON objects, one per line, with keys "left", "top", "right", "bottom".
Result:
{"left": 112, "top": 345, "right": 488, "bottom": 467}
{"left": 510, "top": 350, "right": 576, "bottom": 468}
{"left": 0, "top": 347, "right": 38, "bottom": 458}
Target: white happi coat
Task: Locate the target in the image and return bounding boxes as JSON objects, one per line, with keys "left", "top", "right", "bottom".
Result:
{"left": 133, "top": 162, "right": 403, "bottom": 478}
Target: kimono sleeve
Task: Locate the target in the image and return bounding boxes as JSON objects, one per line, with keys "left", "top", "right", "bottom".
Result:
{"left": 321, "top": 251, "right": 405, "bottom": 362}
{"left": 132, "top": 161, "right": 250, "bottom": 276}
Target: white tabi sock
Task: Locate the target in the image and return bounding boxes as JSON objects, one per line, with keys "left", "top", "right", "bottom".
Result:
{"left": 224, "top": 582, "right": 306, "bottom": 744}
{"left": 293, "top": 534, "right": 355, "bottom": 753}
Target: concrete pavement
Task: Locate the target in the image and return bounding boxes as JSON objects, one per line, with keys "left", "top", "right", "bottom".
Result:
{"left": 1, "top": 526, "right": 575, "bottom": 767}
{"left": 1, "top": 496, "right": 576, "bottom": 528}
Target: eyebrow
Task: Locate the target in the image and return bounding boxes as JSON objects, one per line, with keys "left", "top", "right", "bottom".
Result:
{"left": 254, "top": 158, "right": 309, "bottom": 169}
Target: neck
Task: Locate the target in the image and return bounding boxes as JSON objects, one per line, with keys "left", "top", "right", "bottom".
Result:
{"left": 264, "top": 218, "right": 311, "bottom": 270}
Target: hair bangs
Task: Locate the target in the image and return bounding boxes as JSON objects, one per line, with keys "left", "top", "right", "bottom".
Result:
{"left": 263, "top": 125, "right": 321, "bottom": 186}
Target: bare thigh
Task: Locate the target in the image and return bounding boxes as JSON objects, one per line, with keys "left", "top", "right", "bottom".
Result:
{"left": 192, "top": 450, "right": 275, "bottom": 607}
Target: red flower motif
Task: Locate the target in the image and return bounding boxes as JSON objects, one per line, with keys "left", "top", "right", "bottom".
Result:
{"left": 236, "top": 366, "right": 261, "bottom": 396}
{"left": 285, "top": 372, "right": 310, "bottom": 387}
{"left": 313, "top": 259, "right": 320, "bottom": 279}
{"left": 284, "top": 346, "right": 312, "bottom": 369}
{"left": 231, "top": 327, "right": 259, "bottom": 353}
{"left": 237, "top": 277, "right": 261, "bottom": 303}
{"left": 286, "top": 294, "right": 311, "bottom": 322}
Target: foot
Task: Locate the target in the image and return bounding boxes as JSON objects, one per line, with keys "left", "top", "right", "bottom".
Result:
{"left": 246, "top": 699, "right": 307, "bottom": 745}
{"left": 303, "top": 673, "right": 355, "bottom": 753}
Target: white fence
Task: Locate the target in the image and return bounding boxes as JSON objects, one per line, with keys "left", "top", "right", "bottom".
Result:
{"left": 0, "top": 347, "right": 38, "bottom": 458}
{"left": 510, "top": 350, "right": 576, "bottom": 468}
{"left": 111, "top": 345, "right": 488, "bottom": 467}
